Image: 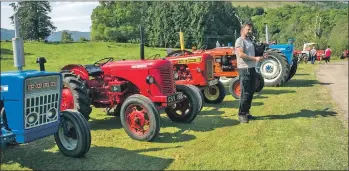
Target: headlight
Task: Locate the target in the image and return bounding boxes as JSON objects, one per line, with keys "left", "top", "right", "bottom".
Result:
{"left": 47, "top": 108, "right": 57, "bottom": 119}
{"left": 27, "top": 112, "right": 39, "bottom": 124}
{"left": 173, "top": 71, "right": 179, "bottom": 80}
{"left": 146, "top": 75, "right": 155, "bottom": 84}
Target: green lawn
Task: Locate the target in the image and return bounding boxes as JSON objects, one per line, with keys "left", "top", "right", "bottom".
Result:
{"left": 1, "top": 42, "right": 348, "bottom": 170}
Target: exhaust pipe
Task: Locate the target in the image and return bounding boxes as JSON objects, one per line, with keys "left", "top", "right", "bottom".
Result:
{"left": 140, "top": 25, "right": 144, "bottom": 60}
{"left": 12, "top": 12, "right": 25, "bottom": 71}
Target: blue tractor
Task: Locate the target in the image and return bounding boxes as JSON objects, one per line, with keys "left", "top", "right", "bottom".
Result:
{"left": 256, "top": 24, "right": 297, "bottom": 87}
{"left": 1, "top": 13, "right": 91, "bottom": 158}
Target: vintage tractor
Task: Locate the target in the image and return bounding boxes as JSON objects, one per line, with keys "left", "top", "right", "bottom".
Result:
{"left": 154, "top": 31, "right": 226, "bottom": 104}
{"left": 1, "top": 13, "right": 91, "bottom": 158}
{"left": 59, "top": 26, "right": 201, "bottom": 142}
{"left": 294, "top": 43, "right": 325, "bottom": 64}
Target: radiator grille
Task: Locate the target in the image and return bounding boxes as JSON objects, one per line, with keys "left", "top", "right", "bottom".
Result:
{"left": 206, "top": 60, "right": 214, "bottom": 79}
{"left": 24, "top": 75, "right": 60, "bottom": 129}
{"left": 159, "top": 67, "right": 175, "bottom": 95}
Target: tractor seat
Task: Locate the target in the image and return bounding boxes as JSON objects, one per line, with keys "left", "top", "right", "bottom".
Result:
{"left": 85, "top": 65, "right": 103, "bottom": 77}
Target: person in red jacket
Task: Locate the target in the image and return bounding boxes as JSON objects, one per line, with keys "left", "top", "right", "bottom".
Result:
{"left": 324, "top": 46, "right": 332, "bottom": 65}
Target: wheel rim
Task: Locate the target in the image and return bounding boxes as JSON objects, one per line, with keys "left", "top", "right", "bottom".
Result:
{"left": 60, "top": 86, "right": 74, "bottom": 111}
{"left": 126, "top": 104, "right": 150, "bottom": 136}
{"left": 259, "top": 55, "right": 283, "bottom": 83}
{"left": 233, "top": 81, "right": 241, "bottom": 97}
{"left": 58, "top": 120, "right": 78, "bottom": 150}
{"left": 169, "top": 94, "right": 191, "bottom": 116}
{"left": 203, "top": 85, "right": 220, "bottom": 100}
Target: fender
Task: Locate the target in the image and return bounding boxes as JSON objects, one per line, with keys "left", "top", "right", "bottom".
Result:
{"left": 61, "top": 64, "right": 89, "bottom": 81}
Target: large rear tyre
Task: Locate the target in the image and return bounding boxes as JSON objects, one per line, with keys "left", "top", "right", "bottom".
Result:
{"left": 54, "top": 110, "right": 91, "bottom": 158}
{"left": 228, "top": 74, "right": 264, "bottom": 100}
{"left": 120, "top": 94, "right": 160, "bottom": 142}
{"left": 202, "top": 81, "right": 226, "bottom": 104}
{"left": 165, "top": 85, "right": 199, "bottom": 123}
{"left": 286, "top": 57, "right": 298, "bottom": 81}
{"left": 60, "top": 72, "right": 92, "bottom": 120}
{"left": 258, "top": 49, "right": 290, "bottom": 87}
{"left": 185, "top": 85, "right": 204, "bottom": 112}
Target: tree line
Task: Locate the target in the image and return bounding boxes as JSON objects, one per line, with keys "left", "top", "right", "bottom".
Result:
{"left": 8, "top": 1, "right": 348, "bottom": 55}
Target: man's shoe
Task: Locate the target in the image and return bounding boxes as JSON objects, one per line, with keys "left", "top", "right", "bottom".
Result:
{"left": 238, "top": 114, "right": 249, "bottom": 123}
{"left": 247, "top": 111, "right": 255, "bottom": 120}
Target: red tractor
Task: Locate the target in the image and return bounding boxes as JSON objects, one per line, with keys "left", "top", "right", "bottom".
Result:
{"left": 59, "top": 27, "right": 201, "bottom": 142}
{"left": 151, "top": 51, "right": 226, "bottom": 105}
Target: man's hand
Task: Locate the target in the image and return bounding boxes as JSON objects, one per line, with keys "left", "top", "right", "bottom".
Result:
{"left": 255, "top": 56, "right": 263, "bottom": 62}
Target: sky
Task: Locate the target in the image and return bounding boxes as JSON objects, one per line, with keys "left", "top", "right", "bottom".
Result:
{"left": 1, "top": 2, "right": 99, "bottom": 32}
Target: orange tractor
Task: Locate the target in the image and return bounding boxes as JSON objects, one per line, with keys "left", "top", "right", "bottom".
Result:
{"left": 166, "top": 44, "right": 264, "bottom": 99}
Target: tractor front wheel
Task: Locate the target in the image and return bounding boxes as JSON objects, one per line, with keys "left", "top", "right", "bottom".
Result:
{"left": 185, "top": 85, "right": 204, "bottom": 112}
{"left": 120, "top": 94, "right": 160, "bottom": 142}
{"left": 287, "top": 57, "right": 298, "bottom": 81}
{"left": 60, "top": 72, "right": 92, "bottom": 120}
{"left": 54, "top": 110, "right": 91, "bottom": 158}
{"left": 165, "top": 85, "right": 199, "bottom": 123}
{"left": 202, "top": 81, "right": 226, "bottom": 104}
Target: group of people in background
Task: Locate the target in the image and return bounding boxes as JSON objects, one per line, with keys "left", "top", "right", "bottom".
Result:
{"left": 310, "top": 46, "right": 332, "bottom": 65}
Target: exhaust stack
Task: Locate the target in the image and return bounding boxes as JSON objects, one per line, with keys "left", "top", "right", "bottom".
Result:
{"left": 140, "top": 25, "right": 144, "bottom": 60}
{"left": 265, "top": 23, "right": 269, "bottom": 44}
{"left": 12, "top": 12, "right": 25, "bottom": 71}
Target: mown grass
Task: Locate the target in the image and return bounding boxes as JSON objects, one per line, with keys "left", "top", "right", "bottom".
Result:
{"left": 0, "top": 42, "right": 348, "bottom": 170}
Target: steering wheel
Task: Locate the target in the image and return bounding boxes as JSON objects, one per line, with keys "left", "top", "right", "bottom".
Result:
{"left": 166, "top": 50, "right": 193, "bottom": 57}
{"left": 147, "top": 54, "right": 162, "bottom": 60}
{"left": 196, "top": 45, "right": 207, "bottom": 53}
{"left": 93, "top": 57, "right": 114, "bottom": 66}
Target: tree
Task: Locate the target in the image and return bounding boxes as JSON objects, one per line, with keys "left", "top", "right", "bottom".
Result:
{"left": 61, "top": 31, "right": 73, "bottom": 42}
{"left": 9, "top": 1, "right": 56, "bottom": 41}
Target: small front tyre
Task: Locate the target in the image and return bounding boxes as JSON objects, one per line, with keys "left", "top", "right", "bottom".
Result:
{"left": 165, "top": 85, "right": 199, "bottom": 123}
{"left": 120, "top": 94, "right": 160, "bottom": 142}
{"left": 202, "top": 81, "right": 226, "bottom": 104}
{"left": 54, "top": 110, "right": 91, "bottom": 158}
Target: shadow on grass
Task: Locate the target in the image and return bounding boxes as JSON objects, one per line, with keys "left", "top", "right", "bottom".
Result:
{"left": 1, "top": 142, "right": 176, "bottom": 170}
{"left": 261, "top": 89, "right": 296, "bottom": 95}
{"left": 254, "top": 108, "right": 337, "bottom": 120}
{"left": 88, "top": 115, "right": 123, "bottom": 131}
{"left": 199, "top": 100, "right": 264, "bottom": 116}
{"left": 295, "top": 73, "right": 310, "bottom": 76}
{"left": 153, "top": 107, "right": 241, "bottom": 143}
{"left": 283, "top": 79, "right": 333, "bottom": 87}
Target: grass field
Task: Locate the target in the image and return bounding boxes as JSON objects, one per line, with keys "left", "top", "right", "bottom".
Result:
{"left": 1, "top": 42, "right": 348, "bottom": 170}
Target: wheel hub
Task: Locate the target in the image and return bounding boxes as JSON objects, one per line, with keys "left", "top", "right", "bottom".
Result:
{"left": 127, "top": 106, "right": 149, "bottom": 135}
{"left": 58, "top": 121, "right": 78, "bottom": 151}
{"left": 259, "top": 57, "right": 282, "bottom": 82}
{"left": 204, "top": 85, "right": 220, "bottom": 100}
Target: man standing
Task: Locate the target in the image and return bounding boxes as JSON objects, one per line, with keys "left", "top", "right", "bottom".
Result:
{"left": 235, "top": 22, "right": 264, "bottom": 123}
{"left": 310, "top": 47, "right": 317, "bottom": 64}
{"left": 324, "top": 46, "right": 332, "bottom": 64}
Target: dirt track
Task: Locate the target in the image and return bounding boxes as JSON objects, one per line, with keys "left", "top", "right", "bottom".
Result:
{"left": 316, "top": 60, "right": 348, "bottom": 128}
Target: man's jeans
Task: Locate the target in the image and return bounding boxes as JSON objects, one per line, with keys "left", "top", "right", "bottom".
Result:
{"left": 311, "top": 55, "right": 316, "bottom": 64}
{"left": 238, "top": 67, "right": 256, "bottom": 114}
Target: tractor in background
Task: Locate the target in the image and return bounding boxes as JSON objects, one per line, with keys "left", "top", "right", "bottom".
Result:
{"left": 59, "top": 26, "right": 201, "bottom": 142}
{"left": 1, "top": 13, "right": 91, "bottom": 158}
{"left": 294, "top": 43, "right": 325, "bottom": 64}
{"left": 152, "top": 30, "right": 226, "bottom": 104}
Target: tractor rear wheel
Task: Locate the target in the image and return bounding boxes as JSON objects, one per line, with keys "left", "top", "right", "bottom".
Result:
{"left": 185, "top": 85, "right": 203, "bottom": 112}
{"left": 54, "top": 109, "right": 91, "bottom": 158}
{"left": 202, "top": 81, "right": 226, "bottom": 104}
{"left": 257, "top": 49, "right": 290, "bottom": 87}
{"left": 255, "top": 72, "right": 264, "bottom": 93}
{"left": 120, "top": 94, "right": 160, "bottom": 142}
{"left": 61, "top": 72, "right": 92, "bottom": 120}
{"left": 287, "top": 57, "right": 298, "bottom": 81}
{"left": 165, "top": 85, "right": 199, "bottom": 123}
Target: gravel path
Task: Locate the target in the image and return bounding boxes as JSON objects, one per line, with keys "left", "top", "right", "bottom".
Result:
{"left": 316, "top": 60, "right": 348, "bottom": 128}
